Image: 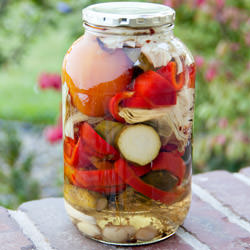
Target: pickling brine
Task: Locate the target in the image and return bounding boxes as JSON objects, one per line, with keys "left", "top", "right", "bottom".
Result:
{"left": 62, "top": 2, "right": 196, "bottom": 246}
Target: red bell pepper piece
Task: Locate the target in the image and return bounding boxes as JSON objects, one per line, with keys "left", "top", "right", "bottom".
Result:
{"left": 133, "top": 70, "right": 177, "bottom": 106}
{"left": 64, "top": 164, "right": 126, "bottom": 194}
{"left": 80, "top": 122, "right": 119, "bottom": 159}
{"left": 64, "top": 163, "right": 77, "bottom": 183}
{"left": 152, "top": 152, "right": 186, "bottom": 185}
{"left": 65, "top": 164, "right": 124, "bottom": 187}
{"left": 64, "top": 137, "right": 91, "bottom": 168}
{"left": 74, "top": 169, "right": 125, "bottom": 188}
{"left": 122, "top": 95, "right": 152, "bottom": 109}
{"left": 64, "top": 157, "right": 152, "bottom": 195}
{"left": 65, "top": 161, "right": 151, "bottom": 189}
{"left": 157, "top": 61, "right": 185, "bottom": 91}
{"left": 188, "top": 63, "right": 196, "bottom": 88}
{"left": 130, "top": 164, "right": 152, "bottom": 176}
{"left": 115, "top": 158, "right": 183, "bottom": 205}
{"left": 89, "top": 157, "right": 114, "bottom": 170}
{"left": 64, "top": 137, "right": 78, "bottom": 166}
{"left": 109, "top": 91, "right": 134, "bottom": 122}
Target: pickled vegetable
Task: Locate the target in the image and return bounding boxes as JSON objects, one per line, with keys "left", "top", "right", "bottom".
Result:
{"left": 133, "top": 70, "right": 177, "bottom": 107}
{"left": 64, "top": 183, "right": 102, "bottom": 210}
{"left": 114, "top": 158, "right": 184, "bottom": 205}
{"left": 141, "top": 171, "right": 178, "bottom": 191}
{"left": 135, "top": 226, "right": 157, "bottom": 241}
{"left": 95, "top": 121, "right": 124, "bottom": 146}
{"left": 157, "top": 61, "right": 185, "bottom": 91}
{"left": 62, "top": 9, "right": 195, "bottom": 244}
{"left": 63, "top": 35, "right": 133, "bottom": 116}
{"left": 116, "top": 124, "right": 161, "bottom": 166}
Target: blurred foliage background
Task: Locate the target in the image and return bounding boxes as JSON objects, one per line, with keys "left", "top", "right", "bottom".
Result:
{"left": 0, "top": 0, "right": 249, "bottom": 208}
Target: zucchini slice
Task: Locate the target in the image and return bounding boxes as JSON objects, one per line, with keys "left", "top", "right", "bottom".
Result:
{"left": 95, "top": 121, "right": 124, "bottom": 146}
{"left": 116, "top": 124, "right": 161, "bottom": 166}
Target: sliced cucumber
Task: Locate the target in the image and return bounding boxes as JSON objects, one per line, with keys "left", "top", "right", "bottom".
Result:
{"left": 116, "top": 124, "right": 161, "bottom": 166}
{"left": 95, "top": 120, "right": 124, "bottom": 146}
{"left": 142, "top": 170, "right": 178, "bottom": 191}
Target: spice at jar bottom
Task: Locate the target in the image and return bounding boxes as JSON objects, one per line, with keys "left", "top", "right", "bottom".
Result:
{"left": 62, "top": 1, "right": 196, "bottom": 246}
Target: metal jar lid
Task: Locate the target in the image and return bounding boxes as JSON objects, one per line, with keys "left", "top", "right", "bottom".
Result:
{"left": 82, "top": 2, "right": 175, "bottom": 28}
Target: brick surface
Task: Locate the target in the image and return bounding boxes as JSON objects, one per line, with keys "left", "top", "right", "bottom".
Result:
{"left": 193, "top": 170, "right": 250, "bottom": 222}
{"left": 2, "top": 168, "right": 249, "bottom": 250}
{"left": 134, "top": 235, "right": 194, "bottom": 250}
{"left": 240, "top": 167, "right": 250, "bottom": 178}
{"left": 19, "top": 198, "right": 193, "bottom": 250}
{"left": 0, "top": 207, "right": 35, "bottom": 250}
{"left": 183, "top": 195, "right": 250, "bottom": 250}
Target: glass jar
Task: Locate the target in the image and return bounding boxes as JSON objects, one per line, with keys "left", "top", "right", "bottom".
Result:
{"left": 62, "top": 2, "right": 196, "bottom": 246}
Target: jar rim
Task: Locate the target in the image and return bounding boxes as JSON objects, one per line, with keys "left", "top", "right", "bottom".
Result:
{"left": 82, "top": 2, "right": 175, "bottom": 28}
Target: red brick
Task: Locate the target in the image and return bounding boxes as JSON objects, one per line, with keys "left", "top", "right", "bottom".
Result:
{"left": 0, "top": 207, "right": 34, "bottom": 250}
{"left": 240, "top": 167, "right": 250, "bottom": 178}
{"left": 193, "top": 170, "right": 250, "bottom": 222}
{"left": 183, "top": 195, "right": 250, "bottom": 250}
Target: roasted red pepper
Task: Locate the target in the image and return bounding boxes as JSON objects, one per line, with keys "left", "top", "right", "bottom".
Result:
{"left": 109, "top": 91, "right": 153, "bottom": 121}
{"left": 188, "top": 63, "right": 196, "bottom": 88}
{"left": 74, "top": 169, "right": 125, "bottom": 187}
{"left": 66, "top": 162, "right": 152, "bottom": 187}
{"left": 64, "top": 137, "right": 91, "bottom": 168}
{"left": 109, "top": 70, "right": 178, "bottom": 121}
{"left": 80, "top": 122, "right": 119, "bottom": 159}
{"left": 64, "top": 137, "right": 78, "bottom": 166}
{"left": 64, "top": 122, "right": 120, "bottom": 168}
{"left": 64, "top": 158, "right": 152, "bottom": 195}
{"left": 115, "top": 158, "right": 182, "bottom": 205}
{"left": 109, "top": 91, "right": 134, "bottom": 122}
{"left": 122, "top": 95, "right": 152, "bottom": 109}
{"left": 64, "top": 163, "right": 77, "bottom": 183}
{"left": 133, "top": 70, "right": 177, "bottom": 106}
{"left": 152, "top": 152, "right": 186, "bottom": 185}
{"left": 130, "top": 164, "right": 152, "bottom": 176}
{"left": 89, "top": 157, "right": 114, "bottom": 170}
{"left": 157, "top": 61, "right": 185, "bottom": 91}
{"left": 64, "top": 163, "right": 126, "bottom": 194}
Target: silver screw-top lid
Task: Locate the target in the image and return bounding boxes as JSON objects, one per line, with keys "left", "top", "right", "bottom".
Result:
{"left": 82, "top": 2, "right": 175, "bottom": 28}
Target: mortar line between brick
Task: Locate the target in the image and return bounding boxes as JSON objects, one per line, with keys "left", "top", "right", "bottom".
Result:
{"left": 176, "top": 227, "right": 211, "bottom": 250}
{"left": 8, "top": 210, "right": 55, "bottom": 250}
{"left": 192, "top": 183, "right": 250, "bottom": 233}
{"left": 233, "top": 173, "right": 250, "bottom": 186}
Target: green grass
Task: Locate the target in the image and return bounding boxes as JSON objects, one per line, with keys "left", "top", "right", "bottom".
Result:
{"left": 0, "top": 16, "right": 75, "bottom": 124}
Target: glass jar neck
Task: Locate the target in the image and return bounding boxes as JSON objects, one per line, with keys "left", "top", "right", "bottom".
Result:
{"left": 83, "top": 23, "right": 174, "bottom": 37}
